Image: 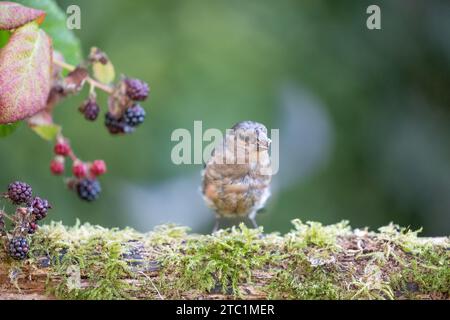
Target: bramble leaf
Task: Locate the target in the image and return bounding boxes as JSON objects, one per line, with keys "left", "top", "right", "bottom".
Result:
{"left": 0, "top": 1, "right": 46, "bottom": 30}
{"left": 93, "top": 61, "right": 116, "bottom": 84}
{"left": 0, "top": 122, "right": 21, "bottom": 138}
{"left": 17, "top": 0, "right": 82, "bottom": 65}
{"left": 0, "top": 22, "right": 53, "bottom": 124}
{"left": 27, "top": 109, "right": 60, "bottom": 141}
{"left": 0, "top": 30, "right": 11, "bottom": 48}
{"left": 31, "top": 124, "right": 61, "bottom": 141}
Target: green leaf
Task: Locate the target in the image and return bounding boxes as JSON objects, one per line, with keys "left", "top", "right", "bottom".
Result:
{"left": 0, "top": 22, "right": 53, "bottom": 124}
{"left": 31, "top": 124, "right": 61, "bottom": 141}
{"left": 0, "top": 30, "right": 10, "bottom": 48}
{"left": 16, "top": 0, "right": 82, "bottom": 65}
{"left": 93, "top": 61, "right": 116, "bottom": 84}
{"left": 0, "top": 122, "right": 21, "bottom": 138}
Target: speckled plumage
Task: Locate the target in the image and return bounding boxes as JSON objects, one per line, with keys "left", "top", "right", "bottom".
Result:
{"left": 202, "top": 121, "right": 272, "bottom": 221}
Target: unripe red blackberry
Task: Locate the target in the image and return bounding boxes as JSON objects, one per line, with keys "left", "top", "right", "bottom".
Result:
{"left": 28, "top": 221, "right": 39, "bottom": 235}
{"left": 76, "top": 179, "right": 101, "bottom": 202}
{"left": 124, "top": 78, "right": 149, "bottom": 101}
{"left": 54, "top": 141, "right": 71, "bottom": 157}
{"left": 105, "top": 112, "right": 134, "bottom": 135}
{"left": 80, "top": 99, "right": 100, "bottom": 121}
{"left": 72, "top": 161, "right": 87, "bottom": 178}
{"left": 9, "top": 237, "right": 29, "bottom": 260}
{"left": 124, "top": 105, "right": 146, "bottom": 127}
{"left": 7, "top": 181, "right": 33, "bottom": 205}
{"left": 90, "top": 160, "right": 107, "bottom": 176}
{"left": 30, "top": 197, "right": 52, "bottom": 220}
{"left": 50, "top": 157, "right": 65, "bottom": 175}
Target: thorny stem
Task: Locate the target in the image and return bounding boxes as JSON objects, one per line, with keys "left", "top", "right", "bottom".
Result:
{"left": 53, "top": 59, "right": 114, "bottom": 95}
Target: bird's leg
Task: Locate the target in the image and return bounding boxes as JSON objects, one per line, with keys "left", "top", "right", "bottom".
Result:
{"left": 249, "top": 216, "right": 259, "bottom": 229}
{"left": 248, "top": 211, "right": 259, "bottom": 229}
{"left": 212, "top": 218, "right": 220, "bottom": 234}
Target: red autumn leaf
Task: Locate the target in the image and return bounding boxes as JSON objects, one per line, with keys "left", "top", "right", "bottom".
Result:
{"left": 0, "top": 22, "right": 52, "bottom": 124}
{"left": 0, "top": 2, "right": 46, "bottom": 30}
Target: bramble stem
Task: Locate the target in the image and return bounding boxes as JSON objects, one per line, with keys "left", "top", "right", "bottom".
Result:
{"left": 53, "top": 59, "right": 114, "bottom": 95}
{"left": 0, "top": 210, "right": 15, "bottom": 223}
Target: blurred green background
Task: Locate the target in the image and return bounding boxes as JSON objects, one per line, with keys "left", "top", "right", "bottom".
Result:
{"left": 1, "top": 0, "right": 449, "bottom": 236}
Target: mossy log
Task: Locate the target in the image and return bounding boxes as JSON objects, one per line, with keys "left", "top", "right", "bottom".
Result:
{"left": 0, "top": 220, "right": 448, "bottom": 300}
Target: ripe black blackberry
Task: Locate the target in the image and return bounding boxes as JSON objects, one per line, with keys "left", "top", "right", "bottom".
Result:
{"left": 105, "top": 112, "right": 122, "bottom": 134}
{"left": 9, "top": 237, "right": 29, "bottom": 260}
{"left": 30, "top": 197, "right": 52, "bottom": 220}
{"left": 81, "top": 99, "right": 100, "bottom": 121}
{"left": 7, "top": 181, "right": 32, "bottom": 204}
{"left": 124, "top": 78, "right": 149, "bottom": 101}
{"left": 105, "top": 112, "right": 134, "bottom": 135}
{"left": 77, "top": 178, "right": 101, "bottom": 202}
{"left": 124, "top": 105, "right": 146, "bottom": 127}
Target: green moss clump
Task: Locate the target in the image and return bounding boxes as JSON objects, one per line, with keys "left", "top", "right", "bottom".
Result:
{"left": 266, "top": 251, "right": 342, "bottom": 300}
{"left": 30, "top": 221, "right": 139, "bottom": 300}
{"left": 288, "top": 220, "right": 350, "bottom": 249}
{"left": 378, "top": 223, "right": 425, "bottom": 254}
{"left": 391, "top": 246, "right": 450, "bottom": 299}
{"left": 144, "top": 224, "right": 190, "bottom": 246}
{"left": 160, "top": 224, "right": 271, "bottom": 297}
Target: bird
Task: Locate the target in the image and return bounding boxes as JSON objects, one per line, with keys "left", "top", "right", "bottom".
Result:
{"left": 201, "top": 121, "right": 273, "bottom": 232}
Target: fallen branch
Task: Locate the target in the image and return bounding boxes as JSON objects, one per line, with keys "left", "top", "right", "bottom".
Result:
{"left": 0, "top": 221, "right": 448, "bottom": 300}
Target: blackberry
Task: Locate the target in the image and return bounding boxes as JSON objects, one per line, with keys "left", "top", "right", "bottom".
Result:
{"left": 9, "top": 237, "right": 29, "bottom": 260}
{"left": 72, "top": 161, "right": 87, "bottom": 178}
{"left": 7, "top": 181, "right": 33, "bottom": 204}
{"left": 30, "top": 197, "right": 52, "bottom": 220}
{"left": 90, "top": 160, "right": 107, "bottom": 176}
{"left": 54, "top": 141, "right": 71, "bottom": 157}
{"left": 124, "top": 78, "right": 149, "bottom": 101}
{"left": 50, "top": 158, "right": 65, "bottom": 175}
{"left": 124, "top": 105, "right": 146, "bottom": 127}
{"left": 28, "top": 221, "right": 38, "bottom": 234}
{"left": 76, "top": 179, "right": 101, "bottom": 202}
{"left": 81, "top": 100, "right": 100, "bottom": 121}
{"left": 105, "top": 112, "right": 134, "bottom": 135}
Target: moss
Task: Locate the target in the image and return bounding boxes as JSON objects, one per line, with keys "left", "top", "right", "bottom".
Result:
{"left": 1, "top": 220, "right": 447, "bottom": 300}
{"left": 160, "top": 224, "right": 271, "bottom": 298}
{"left": 144, "top": 224, "right": 190, "bottom": 246}
{"left": 266, "top": 251, "right": 342, "bottom": 300}
{"left": 30, "top": 221, "right": 139, "bottom": 300}
{"left": 288, "top": 220, "right": 350, "bottom": 249}
{"left": 264, "top": 221, "right": 348, "bottom": 299}
{"left": 378, "top": 223, "right": 425, "bottom": 254}
{"left": 348, "top": 264, "right": 395, "bottom": 300}
{"left": 390, "top": 246, "right": 450, "bottom": 298}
